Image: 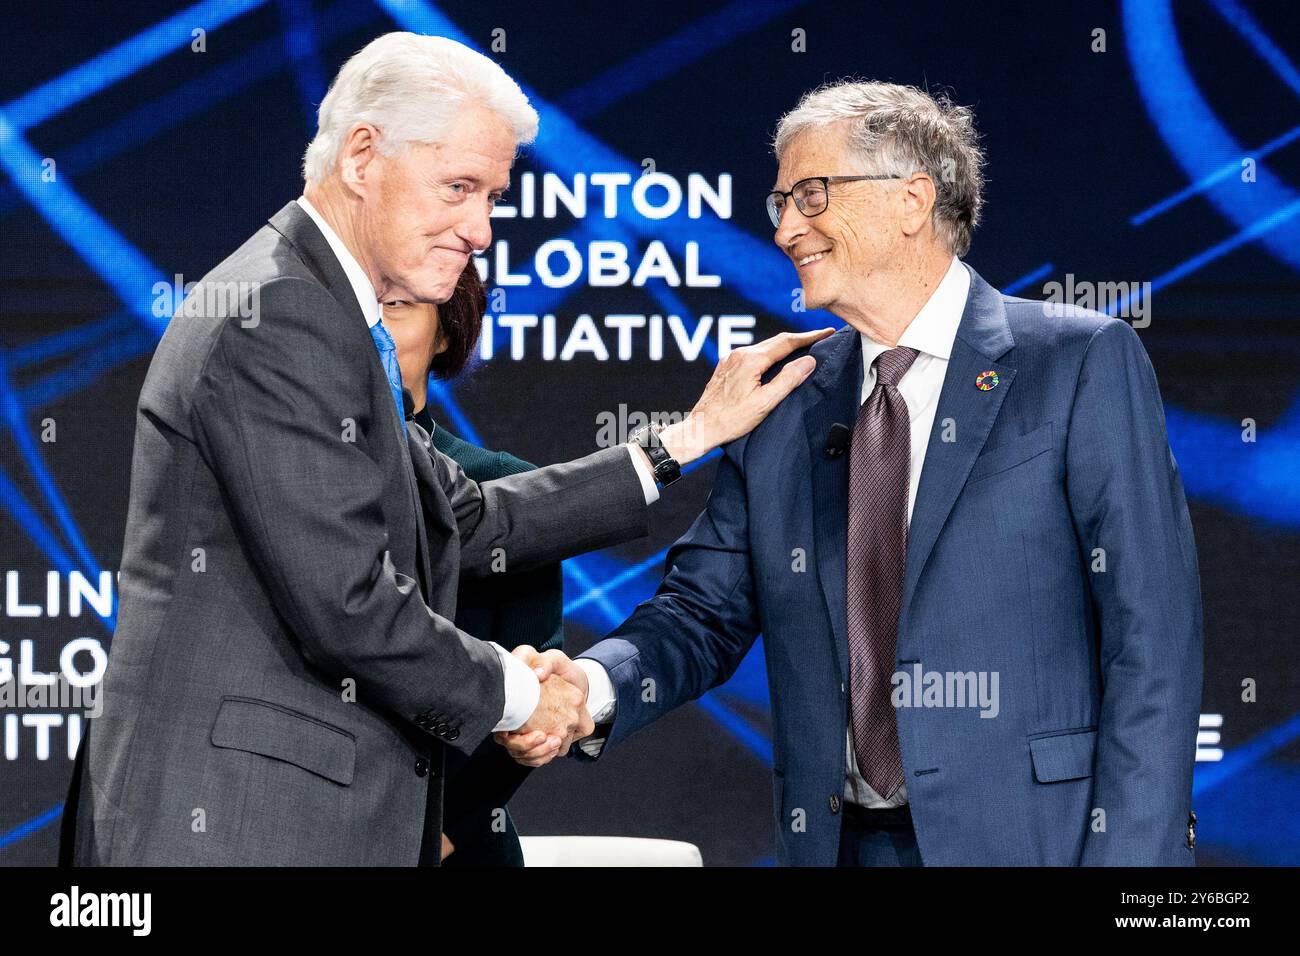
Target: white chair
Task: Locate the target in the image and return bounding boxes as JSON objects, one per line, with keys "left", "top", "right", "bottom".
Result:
{"left": 519, "top": 836, "right": 703, "bottom": 867}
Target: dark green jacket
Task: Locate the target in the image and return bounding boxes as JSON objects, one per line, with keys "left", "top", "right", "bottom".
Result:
{"left": 418, "top": 407, "right": 564, "bottom": 867}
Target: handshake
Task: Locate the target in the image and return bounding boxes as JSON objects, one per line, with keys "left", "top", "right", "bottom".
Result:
{"left": 492, "top": 645, "right": 595, "bottom": 768}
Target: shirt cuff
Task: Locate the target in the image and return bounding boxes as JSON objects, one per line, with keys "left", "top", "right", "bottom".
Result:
{"left": 625, "top": 443, "right": 660, "bottom": 505}
{"left": 492, "top": 642, "right": 541, "bottom": 732}
{"left": 575, "top": 658, "right": 617, "bottom": 723}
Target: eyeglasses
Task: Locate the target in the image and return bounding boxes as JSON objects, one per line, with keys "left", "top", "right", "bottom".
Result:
{"left": 766, "top": 175, "right": 907, "bottom": 228}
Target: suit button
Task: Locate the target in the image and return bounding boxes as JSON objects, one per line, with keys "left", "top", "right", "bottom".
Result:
{"left": 414, "top": 758, "right": 429, "bottom": 776}
{"left": 447, "top": 726, "right": 460, "bottom": 741}
{"left": 829, "top": 794, "right": 841, "bottom": 814}
{"left": 434, "top": 722, "right": 450, "bottom": 736}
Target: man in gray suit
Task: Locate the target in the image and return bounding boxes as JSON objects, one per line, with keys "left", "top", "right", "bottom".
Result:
{"left": 62, "top": 32, "right": 826, "bottom": 866}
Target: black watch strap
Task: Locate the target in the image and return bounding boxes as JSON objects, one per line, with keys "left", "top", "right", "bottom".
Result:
{"left": 631, "top": 425, "right": 681, "bottom": 488}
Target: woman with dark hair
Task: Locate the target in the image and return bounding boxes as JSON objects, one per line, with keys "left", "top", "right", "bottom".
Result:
{"left": 383, "top": 265, "right": 560, "bottom": 867}
{"left": 386, "top": 262, "right": 486, "bottom": 387}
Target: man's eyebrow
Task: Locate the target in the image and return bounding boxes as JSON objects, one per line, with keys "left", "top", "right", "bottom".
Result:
{"left": 772, "top": 173, "right": 810, "bottom": 190}
{"left": 448, "top": 173, "right": 510, "bottom": 192}
{"left": 435, "top": 170, "right": 511, "bottom": 196}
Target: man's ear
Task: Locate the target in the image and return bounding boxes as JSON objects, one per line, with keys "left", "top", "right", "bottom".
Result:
{"left": 899, "top": 173, "right": 937, "bottom": 238}
{"left": 339, "top": 123, "right": 381, "bottom": 197}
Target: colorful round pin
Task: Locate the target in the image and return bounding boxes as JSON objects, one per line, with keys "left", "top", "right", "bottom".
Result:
{"left": 975, "top": 370, "right": 999, "bottom": 391}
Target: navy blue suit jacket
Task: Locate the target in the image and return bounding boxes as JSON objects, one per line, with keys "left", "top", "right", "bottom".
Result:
{"left": 581, "top": 262, "right": 1204, "bottom": 866}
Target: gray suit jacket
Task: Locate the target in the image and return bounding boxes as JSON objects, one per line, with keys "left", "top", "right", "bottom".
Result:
{"left": 66, "top": 201, "right": 647, "bottom": 866}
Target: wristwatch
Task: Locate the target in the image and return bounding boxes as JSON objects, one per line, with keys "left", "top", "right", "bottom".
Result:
{"left": 630, "top": 424, "right": 682, "bottom": 488}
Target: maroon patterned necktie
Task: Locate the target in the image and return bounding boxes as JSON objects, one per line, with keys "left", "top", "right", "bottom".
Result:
{"left": 846, "top": 346, "right": 919, "bottom": 801}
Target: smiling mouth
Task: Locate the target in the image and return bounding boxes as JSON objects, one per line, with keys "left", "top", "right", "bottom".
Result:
{"left": 797, "top": 250, "right": 831, "bottom": 266}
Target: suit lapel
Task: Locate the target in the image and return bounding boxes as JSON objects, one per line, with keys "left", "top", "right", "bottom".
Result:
{"left": 405, "top": 422, "right": 436, "bottom": 602}
{"left": 804, "top": 329, "right": 863, "bottom": 682}
{"left": 900, "top": 265, "right": 1016, "bottom": 623}
{"left": 269, "top": 201, "right": 368, "bottom": 328}
{"left": 269, "top": 201, "right": 430, "bottom": 596}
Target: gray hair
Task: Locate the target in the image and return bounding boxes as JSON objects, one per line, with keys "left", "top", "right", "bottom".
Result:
{"left": 302, "top": 33, "right": 539, "bottom": 184}
{"left": 773, "top": 80, "right": 985, "bottom": 256}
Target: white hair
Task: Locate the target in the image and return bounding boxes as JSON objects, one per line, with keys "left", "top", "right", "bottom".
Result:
{"left": 773, "top": 80, "right": 985, "bottom": 256}
{"left": 302, "top": 32, "right": 539, "bottom": 184}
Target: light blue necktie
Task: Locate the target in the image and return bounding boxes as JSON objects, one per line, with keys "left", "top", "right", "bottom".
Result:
{"left": 368, "top": 320, "right": 407, "bottom": 424}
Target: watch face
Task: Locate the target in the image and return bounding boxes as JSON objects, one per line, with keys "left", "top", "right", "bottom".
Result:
{"left": 654, "top": 459, "right": 681, "bottom": 485}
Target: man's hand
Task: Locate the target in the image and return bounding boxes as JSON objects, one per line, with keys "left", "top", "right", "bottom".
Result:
{"left": 654, "top": 327, "right": 835, "bottom": 466}
{"left": 494, "top": 646, "right": 593, "bottom": 767}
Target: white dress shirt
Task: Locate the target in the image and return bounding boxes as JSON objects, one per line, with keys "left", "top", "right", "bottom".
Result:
{"left": 579, "top": 258, "right": 971, "bottom": 797}
{"left": 296, "top": 196, "right": 658, "bottom": 733}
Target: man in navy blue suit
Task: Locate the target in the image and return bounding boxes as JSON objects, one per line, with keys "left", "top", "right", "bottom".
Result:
{"left": 498, "top": 81, "right": 1204, "bottom": 867}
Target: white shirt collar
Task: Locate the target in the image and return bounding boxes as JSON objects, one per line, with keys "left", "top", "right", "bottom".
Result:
{"left": 860, "top": 255, "right": 970, "bottom": 368}
{"left": 296, "top": 195, "right": 382, "bottom": 329}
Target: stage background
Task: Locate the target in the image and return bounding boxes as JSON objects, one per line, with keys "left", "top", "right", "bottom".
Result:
{"left": 1, "top": 0, "right": 1297, "bottom": 866}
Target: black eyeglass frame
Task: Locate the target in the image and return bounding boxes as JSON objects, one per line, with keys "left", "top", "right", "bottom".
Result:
{"left": 766, "top": 174, "right": 909, "bottom": 227}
